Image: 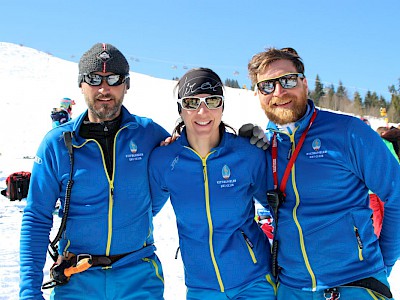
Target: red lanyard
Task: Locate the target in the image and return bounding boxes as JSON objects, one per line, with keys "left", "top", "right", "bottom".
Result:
{"left": 272, "top": 109, "right": 317, "bottom": 194}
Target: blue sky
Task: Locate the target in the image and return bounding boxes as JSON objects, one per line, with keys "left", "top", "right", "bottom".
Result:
{"left": 1, "top": 0, "right": 399, "bottom": 100}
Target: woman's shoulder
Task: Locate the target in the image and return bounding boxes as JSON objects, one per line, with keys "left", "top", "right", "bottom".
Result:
{"left": 224, "top": 131, "right": 267, "bottom": 157}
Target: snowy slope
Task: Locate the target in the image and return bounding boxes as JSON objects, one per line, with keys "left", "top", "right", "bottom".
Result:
{"left": 0, "top": 42, "right": 398, "bottom": 299}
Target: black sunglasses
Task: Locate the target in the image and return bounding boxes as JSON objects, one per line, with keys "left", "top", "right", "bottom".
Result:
{"left": 81, "top": 73, "right": 129, "bottom": 87}
{"left": 256, "top": 73, "right": 305, "bottom": 95}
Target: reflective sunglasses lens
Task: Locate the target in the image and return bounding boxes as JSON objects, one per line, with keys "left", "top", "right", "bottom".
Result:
{"left": 257, "top": 81, "right": 274, "bottom": 95}
{"left": 279, "top": 75, "right": 298, "bottom": 89}
{"left": 205, "top": 96, "right": 223, "bottom": 109}
{"left": 257, "top": 73, "right": 301, "bottom": 95}
{"left": 83, "top": 74, "right": 125, "bottom": 86}
{"left": 84, "top": 74, "right": 102, "bottom": 86}
{"left": 181, "top": 98, "right": 201, "bottom": 110}
{"left": 180, "top": 96, "right": 224, "bottom": 110}
{"left": 106, "top": 74, "right": 124, "bottom": 86}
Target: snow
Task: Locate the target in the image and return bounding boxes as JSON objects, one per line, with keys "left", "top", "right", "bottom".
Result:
{"left": 0, "top": 42, "right": 399, "bottom": 299}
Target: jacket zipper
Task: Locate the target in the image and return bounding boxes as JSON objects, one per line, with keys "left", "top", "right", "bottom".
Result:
{"left": 284, "top": 130, "right": 317, "bottom": 291}
{"left": 241, "top": 231, "right": 257, "bottom": 263}
{"left": 354, "top": 226, "right": 364, "bottom": 261}
{"left": 185, "top": 147, "right": 225, "bottom": 292}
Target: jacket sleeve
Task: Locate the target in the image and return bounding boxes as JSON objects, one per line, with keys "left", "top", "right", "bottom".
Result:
{"left": 347, "top": 120, "right": 400, "bottom": 273}
{"left": 148, "top": 148, "right": 170, "bottom": 216}
{"left": 19, "top": 135, "right": 61, "bottom": 299}
{"left": 250, "top": 146, "right": 269, "bottom": 208}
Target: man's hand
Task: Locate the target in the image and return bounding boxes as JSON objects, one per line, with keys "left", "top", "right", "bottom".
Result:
{"left": 239, "top": 124, "right": 270, "bottom": 150}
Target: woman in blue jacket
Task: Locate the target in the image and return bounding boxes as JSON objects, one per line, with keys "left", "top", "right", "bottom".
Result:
{"left": 149, "top": 68, "right": 275, "bottom": 300}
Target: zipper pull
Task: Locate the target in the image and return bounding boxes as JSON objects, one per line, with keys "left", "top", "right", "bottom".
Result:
{"left": 287, "top": 147, "right": 292, "bottom": 160}
{"left": 241, "top": 232, "right": 254, "bottom": 248}
{"left": 354, "top": 227, "right": 363, "bottom": 249}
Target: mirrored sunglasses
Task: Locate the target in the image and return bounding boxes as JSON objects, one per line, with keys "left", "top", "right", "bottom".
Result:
{"left": 177, "top": 95, "right": 224, "bottom": 110}
{"left": 256, "top": 73, "right": 305, "bottom": 95}
{"left": 82, "top": 74, "right": 128, "bottom": 86}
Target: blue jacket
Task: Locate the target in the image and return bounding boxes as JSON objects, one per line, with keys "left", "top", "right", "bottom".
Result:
{"left": 20, "top": 106, "right": 169, "bottom": 299}
{"left": 149, "top": 129, "right": 273, "bottom": 291}
{"left": 266, "top": 100, "right": 400, "bottom": 291}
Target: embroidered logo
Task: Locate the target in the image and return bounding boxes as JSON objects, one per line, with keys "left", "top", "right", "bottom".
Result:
{"left": 312, "top": 138, "right": 321, "bottom": 151}
{"left": 125, "top": 140, "right": 143, "bottom": 161}
{"left": 217, "top": 164, "right": 236, "bottom": 188}
{"left": 306, "top": 138, "right": 327, "bottom": 159}
{"left": 222, "top": 164, "right": 231, "bottom": 179}
{"left": 129, "top": 141, "right": 137, "bottom": 153}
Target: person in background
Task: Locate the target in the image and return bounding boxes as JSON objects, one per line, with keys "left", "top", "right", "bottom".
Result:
{"left": 381, "top": 126, "right": 400, "bottom": 160}
{"left": 60, "top": 97, "right": 76, "bottom": 116}
{"left": 20, "top": 43, "right": 169, "bottom": 300}
{"left": 369, "top": 126, "right": 400, "bottom": 237}
{"left": 149, "top": 68, "right": 276, "bottom": 300}
{"left": 241, "top": 47, "right": 400, "bottom": 299}
{"left": 50, "top": 97, "right": 76, "bottom": 128}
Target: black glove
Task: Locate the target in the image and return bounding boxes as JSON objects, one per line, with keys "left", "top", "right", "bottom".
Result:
{"left": 239, "top": 123, "right": 270, "bottom": 150}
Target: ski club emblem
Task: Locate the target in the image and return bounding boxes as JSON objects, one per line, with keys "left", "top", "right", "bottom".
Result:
{"left": 129, "top": 141, "right": 138, "bottom": 153}
{"left": 222, "top": 165, "right": 231, "bottom": 179}
{"left": 312, "top": 138, "right": 321, "bottom": 151}
{"left": 126, "top": 141, "right": 143, "bottom": 161}
{"left": 218, "top": 165, "right": 236, "bottom": 188}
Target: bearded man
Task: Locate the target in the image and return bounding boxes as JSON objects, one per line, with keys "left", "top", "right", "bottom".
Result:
{"left": 243, "top": 47, "right": 400, "bottom": 300}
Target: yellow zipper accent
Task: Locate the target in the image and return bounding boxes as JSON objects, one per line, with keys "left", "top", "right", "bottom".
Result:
{"left": 105, "top": 127, "right": 125, "bottom": 255}
{"left": 81, "top": 126, "right": 126, "bottom": 256}
{"left": 245, "top": 242, "right": 257, "bottom": 263}
{"left": 201, "top": 154, "right": 224, "bottom": 292}
{"left": 242, "top": 231, "right": 257, "bottom": 263}
{"left": 106, "top": 181, "right": 114, "bottom": 256}
{"left": 354, "top": 226, "right": 364, "bottom": 261}
{"left": 288, "top": 132, "right": 317, "bottom": 291}
{"left": 143, "top": 257, "right": 165, "bottom": 284}
{"left": 366, "top": 289, "right": 381, "bottom": 300}
{"left": 185, "top": 147, "right": 224, "bottom": 292}
{"left": 266, "top": 274, "right": 277, "bottom": 295}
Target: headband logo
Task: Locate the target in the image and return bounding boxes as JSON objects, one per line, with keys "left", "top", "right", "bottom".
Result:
{"left": 180, "top": 77, "right": 223, "bottom": 97}
{"left": 97, "top": 51, "right": 111, "bottom": 62}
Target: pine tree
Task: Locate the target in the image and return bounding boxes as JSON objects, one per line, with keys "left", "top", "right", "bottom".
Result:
{"left": 353, "top": 91, "right": 363, "bottom": 115}
{"left": 364, "top": 91, "right": 373, "bottom": 108}
{"left": 336, "top": 81, "right": 347, "bottom": 98}
{"left": 388, "top": 81, "right": 400, "bottom": 122}
{"left": 377, "top": 95, "right": 387, "bottom": 109}
{"left": 224, "top": 78, "right": 240, "bottom": 88}
{"left": 310, "top": 74, "right": 324, "bottom": 105}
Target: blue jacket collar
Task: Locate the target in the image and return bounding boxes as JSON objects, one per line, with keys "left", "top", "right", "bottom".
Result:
{"left": 71, "top": 105, "right": 138, "bottom": 144}
{"left": 178, "top": 127, "right": 228, "bottom": 156}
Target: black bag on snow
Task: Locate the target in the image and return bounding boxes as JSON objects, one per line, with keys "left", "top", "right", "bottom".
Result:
{"left": 1, "top": 171, "right": 31, "bottom": 201}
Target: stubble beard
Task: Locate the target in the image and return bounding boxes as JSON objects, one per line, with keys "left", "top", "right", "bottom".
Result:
{"left": 86, "top": 94, "right": 123, "bottom": 121}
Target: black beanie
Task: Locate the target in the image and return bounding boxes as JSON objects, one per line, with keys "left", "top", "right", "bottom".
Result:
{"left": 78, "top": 43, "right": 130, "bottom": 87}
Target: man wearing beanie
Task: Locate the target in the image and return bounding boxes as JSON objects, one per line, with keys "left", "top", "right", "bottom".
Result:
{"left": 20, "top": 43, "right": 169, "bottom": 299}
